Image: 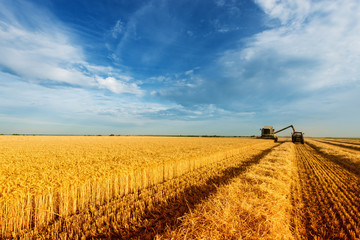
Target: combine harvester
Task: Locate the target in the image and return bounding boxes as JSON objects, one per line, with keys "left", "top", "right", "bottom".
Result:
{"left": 258, "top": 125, "right": 304, "bottom": 144}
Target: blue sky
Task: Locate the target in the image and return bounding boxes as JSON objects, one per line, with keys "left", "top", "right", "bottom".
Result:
{"left": 0, "top": 0, "right": 359, "bottom": 137}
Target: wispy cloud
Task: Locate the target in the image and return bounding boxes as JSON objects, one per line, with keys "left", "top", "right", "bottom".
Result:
{"left": 217, "top": 0, "right": 360, "bottom": 135}
{"left": 141, "top": 104, "right": 255, "bottom": 121}
{"left": 0, "top": 0, "right": 155, "bottom": 133}
{"left": 225, "top": 0, "right": 360, "bottom": 91}
{"left": 1, "top": 0, "right": 359, "bottom": 136}
{"left": 0, "top": 71, "right": 166, "bottom": 132}
{"left": 111, "top": 20, "right": 124, "bottom": 39}
{"left": 155, "top": 0, "right": 360, "bottom": 107}
{"left": 254, "top": 0, "right": 311, "bottom": 25}
{"left": 0, "top": 0, "right": 141, "bottom": 93}
{"left": 136, "top": 0, "right": 360, "bottom": 136}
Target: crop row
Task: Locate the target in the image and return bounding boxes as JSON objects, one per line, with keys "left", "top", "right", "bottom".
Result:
{"left": 0, "top": 136, "right": 261, "bottom": 202}
{"left": 162, "top": 142, "right": 296, "bottom": 239}
{"left": 320, "top": 138, "right": 360, "bottom": 146}
{"left": 293, "top": 144, "right": 360, "bottom": 239}
{"left": 315, "top": 139, "right": 360, "bottom": 151}
{"left": 306, "top": 139, "right": 360, "bottom": 177}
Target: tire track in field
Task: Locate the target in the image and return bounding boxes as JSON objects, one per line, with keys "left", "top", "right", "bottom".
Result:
{"left": 307, "top": 141, "right": 360, "bottom": 177}
{"left": 293, "top": 144, "right": 360, "bottom": 239}
{"left": 315, "top": 139, "right": 360, "bottom": 151}
{"left": 322, "top": 139, "right": 360, "bottom": 147}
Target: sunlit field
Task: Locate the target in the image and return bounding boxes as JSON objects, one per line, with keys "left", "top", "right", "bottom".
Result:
{"left": 1, "top": 136, "right": 360, "bottom": 239}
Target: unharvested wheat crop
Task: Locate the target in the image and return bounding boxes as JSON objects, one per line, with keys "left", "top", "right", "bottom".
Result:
{"left": 0, "top": 135, "right": 266, "bottom": 238}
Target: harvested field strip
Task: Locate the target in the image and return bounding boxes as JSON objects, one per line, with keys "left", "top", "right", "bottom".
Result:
{"left": 324, "top": 139, "right": 360, "bottom": 146}
{"left": 306, "top": 140, "right": 360, "bottom": 176}
{"left": 160, "top": 142, "right": 295, "bottom": 239}
{"left": 15, "top": 141, "right": 277, "bottom": 239}
{"left": 293, "top": 144, "right": 360, "bottom": 239}
{"left": 315, "top": 139, "right": 360, "bottom": 151}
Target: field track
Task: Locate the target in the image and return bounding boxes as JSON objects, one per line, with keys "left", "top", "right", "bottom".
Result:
{"left": 314, "top": 139, "right": 360, "bottom": 151}
{"left": 293, "top": 143, "right": 360, "bottom": 239}
{"left": 307, "top": 139, "right": 360, "bottom": 177}
{"left": 319, "top": 139, "right": 360, "bottom": 146}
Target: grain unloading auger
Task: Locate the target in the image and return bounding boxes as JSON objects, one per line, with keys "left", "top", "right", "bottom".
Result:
{"left": 274, "top": 125, "right": 304, "bottom": 144}
{"left": 258, "top": 125, "right": 304, "bottom": 144}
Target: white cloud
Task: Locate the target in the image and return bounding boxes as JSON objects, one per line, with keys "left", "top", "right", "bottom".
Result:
{"left": 254, "top": 0, "right": 311, "bottom": 25}
{"left": 185, "top": 69, "right": 194, "bottom": 75}
{"left": 204, "top": 0, "right": 360, "bottom": 136}
{"left": 96, "top": 76, "right": 143, "bottom": 95}
{"left": 0, "top": 0, "right": 141, "bottom": 94}
{"left": 140, "top": 103, "right": 255, "bottom": 121}
{"left": 112, "top": 20, "right": 124, "bottom": 39}
{"left": 0, "top": 16, "right": 94, "bottom": 86}
{"left": 220, "top": 0, "right": 360, "bottom": 92}
{"left": 0, "top": 71, "right": 97, "bottom": 119}
{"left": 0, "top": 71, "right": 168, "bottom": 131}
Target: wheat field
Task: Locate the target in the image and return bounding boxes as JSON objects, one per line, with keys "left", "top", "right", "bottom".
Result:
{"left": 1, "top": 135, "right": 360, "bottom": 239}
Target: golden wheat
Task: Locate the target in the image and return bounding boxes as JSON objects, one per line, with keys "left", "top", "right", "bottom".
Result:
{"left": 293, "top": 143, "right": 360, "bottom": 239}
{"left": 25, "top": 139, "right": 276, "bottom": 239}
{"left": 160, "top": 142, "right": 296, "bottom": 239}
{"left": 0, "top": 135, "right": 266, "bottom": 238}
{"left": 307, "top": 139, "right": 360, "bottom": 164}
{"left": 3, "top": 136, "right": 360, "bottom": 239}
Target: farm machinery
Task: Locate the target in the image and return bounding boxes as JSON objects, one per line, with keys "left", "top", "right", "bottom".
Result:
{"left": 258, "top": 125, "right": 304, "bottom": 144}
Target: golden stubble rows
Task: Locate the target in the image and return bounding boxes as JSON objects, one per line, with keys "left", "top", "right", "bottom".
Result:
{"left": 307, "top": 139, "right": 360, "bottom": 164}
{"left": 161, "top": 142, "right": 297, "bottom": 239}
{"left": 293, "top": 143, "right": 360, "bottom": 239}
{"left": 322, "top": 138, "right": 360, "bottom": 146}
{"left": 157, "top": 139, "right": 360, "bottom": 240}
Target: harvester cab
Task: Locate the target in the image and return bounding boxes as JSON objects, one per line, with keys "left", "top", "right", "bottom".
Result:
{"left": 260, "top": 126, "right": 275, "bottom": 138}
{"left": 257, "top": 126, "right": 278, "bottom": 141}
